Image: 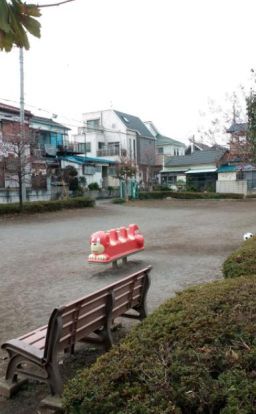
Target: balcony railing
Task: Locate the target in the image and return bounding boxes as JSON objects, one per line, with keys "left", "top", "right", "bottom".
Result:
{"left": 97, "top": 148, "right": 120, "bottom": 157}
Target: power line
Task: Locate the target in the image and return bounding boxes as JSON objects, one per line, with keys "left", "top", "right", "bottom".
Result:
{"left": 0, "top": 97, "right": 83, "bottom": 128}
{"left": 0, "top": 97, "right": 153, "bottom": 139}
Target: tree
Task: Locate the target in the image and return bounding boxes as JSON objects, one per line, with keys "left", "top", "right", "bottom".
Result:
{"left": 246, "top": 91, "right": 256, "bottom": 163}
{"left": 0, "top": 0, "right": 75, "bottom": 52}
{"left": 197, "top": 91, "right": 246, "bottom": 147}
{"left": 116, "top": 157, "right": 136, "bottom": 201}
{"left": 0, "top": 121, "right": 35, "bottom": 207}
{"left": 61, "top": 165, "right": 79, "bottom": 194}
{"left": 0, "top": 0, "right": 41, "bottom": 51}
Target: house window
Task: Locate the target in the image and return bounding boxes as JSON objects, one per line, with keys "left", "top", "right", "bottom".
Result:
{"left": 158, "top": 147, "right": 163, "bottom": 154}
{"left": 108, "top": 166, "right": 116, "bottom": 176}
{"left": 109, "top": 142, "right": 120, "bottom": 155}
{"left": 78, "top": 142, "right": 91, "bottom": 153}
{"left": 87, "top": 119, "right": 100, "bottom": 130}
{"left": 83, "top": 165, "right": 95, "bottom": 175}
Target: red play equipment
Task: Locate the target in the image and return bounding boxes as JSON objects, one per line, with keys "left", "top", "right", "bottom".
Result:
{"left": 88, "top": 224, "right": 144, "bottom": 266}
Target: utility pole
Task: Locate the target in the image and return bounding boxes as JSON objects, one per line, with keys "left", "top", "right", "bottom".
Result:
{"left": 82, "top": 126, "right": 87, "bottom": 157}
{"left": 19, "top": 47, "right": 26, "bottom": 205}
{"left": 19, "top": 48, "right": 25, "bottom": 125}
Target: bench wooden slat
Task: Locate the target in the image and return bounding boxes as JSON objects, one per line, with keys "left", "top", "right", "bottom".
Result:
{"left": 30, "top": 338, "right": 46, "bottom": 351}
{"left": 113, "top": 296, "right": 141, "bottom": 318}
{"left": 115, "top": 283, "right": 142, "bottom": 301}
{"left": 59, "top": 316, "right": 107, "bottom": 350}
{"left": 61, "top": 295, "right": 108, "bottom": 325}
{"left": 18, "top": 325, "right": 48, "bottom": 341}
{"left": 22, "top": 331, "right": 46, "bottom": 345}
{"left": 61, "top": 305, "right": 107, "bottom": 339}
{"left": 113, "top": 280, "right": 143, "bottom": 298}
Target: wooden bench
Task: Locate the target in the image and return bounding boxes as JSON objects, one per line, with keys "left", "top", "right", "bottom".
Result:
{"left": 0, "top": 266, "right": 151, "bottom": 398}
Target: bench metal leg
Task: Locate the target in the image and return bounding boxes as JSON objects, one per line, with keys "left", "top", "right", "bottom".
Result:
{"left": 0, "top": 377, "right": 28, "bottom": 398}
{"left": 46, "top": 361, "right": 63, "bottom": 396}
{"left": 1, "top": 353, "right": 45, "bottom": 397}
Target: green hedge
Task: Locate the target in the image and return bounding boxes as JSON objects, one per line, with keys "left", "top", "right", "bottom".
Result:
{"left": 0, "top": 196, "right": 95, "bottom": 215}
{"left": 138, "top": 191, "right": 244, "bottom": 200}
{"left": 223, "top": 237, "right": 256, "bottom": 278}
{"left": 63, "top": 275, "right": 256, "bottom": 414}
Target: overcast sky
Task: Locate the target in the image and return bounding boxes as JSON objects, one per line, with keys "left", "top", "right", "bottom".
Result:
{"left": 0, "top": 0, "right": 256, "bottom": 143}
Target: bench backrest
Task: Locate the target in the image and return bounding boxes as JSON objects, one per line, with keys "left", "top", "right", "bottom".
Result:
{"left": 43, "top": 266, "right": 151, "bottom": 362}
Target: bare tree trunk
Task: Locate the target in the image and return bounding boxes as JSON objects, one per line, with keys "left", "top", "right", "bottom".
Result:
{"left": 18, "top": 170, "right": 23, "bottom": 209}
{"left": 125, "top": 175, "right": 129, "bottom": 202}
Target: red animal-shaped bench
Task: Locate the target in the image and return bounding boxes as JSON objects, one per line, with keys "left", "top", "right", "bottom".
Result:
{"left": 88, "top": 224, "right": 144, "bottom": 266}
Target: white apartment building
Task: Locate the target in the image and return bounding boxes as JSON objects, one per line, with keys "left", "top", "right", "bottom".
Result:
{"left": 72, "top": 109, "right": 156, "bottom": 185}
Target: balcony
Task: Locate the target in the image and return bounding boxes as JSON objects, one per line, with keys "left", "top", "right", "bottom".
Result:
{"left": 97, "top": 148, "right": 120, "bottom": 157}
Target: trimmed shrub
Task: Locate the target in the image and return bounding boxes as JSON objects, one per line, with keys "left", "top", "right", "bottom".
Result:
{"left": 223, "top": 236, "right": 256, "bottom": 278}
{"left": 88, "top": 182, "right": 100, "bottom": 191}
{"left": 138, "top": 191, "right": 244, "bottom": 200}
{"left": 0, "top": 196, "right": 95, "bottom": 216}
{"left": 63, "top": 276, "right": 256, "bottom": 413}
{"left": 112, "top": 198, "right": 126, "bottom": 204}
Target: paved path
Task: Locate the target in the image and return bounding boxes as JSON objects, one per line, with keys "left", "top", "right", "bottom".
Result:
{"left": 0, "top": 198, "right": 256, "bottom": 413}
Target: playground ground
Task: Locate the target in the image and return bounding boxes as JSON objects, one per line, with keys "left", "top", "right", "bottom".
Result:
{"left": 1, "top": 197, "right": 256, "bottom": 413}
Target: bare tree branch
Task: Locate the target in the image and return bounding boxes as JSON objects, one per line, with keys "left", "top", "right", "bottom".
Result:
{"left": 37, "top": 0, "right": 76, "bottom": 8}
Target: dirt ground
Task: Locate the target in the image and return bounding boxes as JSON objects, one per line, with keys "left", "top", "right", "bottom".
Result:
{"left": 0, "top": 198, "right": 256, "bottom": 413}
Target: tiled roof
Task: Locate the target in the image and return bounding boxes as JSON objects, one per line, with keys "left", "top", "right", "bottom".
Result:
{"left": 156, "top": 134, "right": 186, "bottom": 147}
{"left": 31, "top": 116, "right": 70, "bottom": 130}
{"left": 165, "top": 149, "right": 227, "bottom": 167}
{"left": 0, "top": 102, "right": 32, "bottom": 116}
{"left": 114, "top": 110, "right": 154, "bottom": 139}
{"left": 226, "top": 122, "right": 247, "bottom": 134}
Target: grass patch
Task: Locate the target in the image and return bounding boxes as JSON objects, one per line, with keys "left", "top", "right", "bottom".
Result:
{"left": 63, "top": 275, "right": 256, "bottom": 414}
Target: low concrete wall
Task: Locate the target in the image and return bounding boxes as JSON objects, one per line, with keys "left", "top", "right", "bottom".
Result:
{"left": 216, "top": 180, "right": 247, "bottom": 195}
{"left": 0, "top": 187, "right": 120, "bottom": 204}
{"left": 0, "top": 189, "right": 52, "bottom": 204}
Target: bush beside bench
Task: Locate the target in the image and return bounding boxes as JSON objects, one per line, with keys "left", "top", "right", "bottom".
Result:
{"left": 63, "top": 275, "right": 256, "bottom": 414}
